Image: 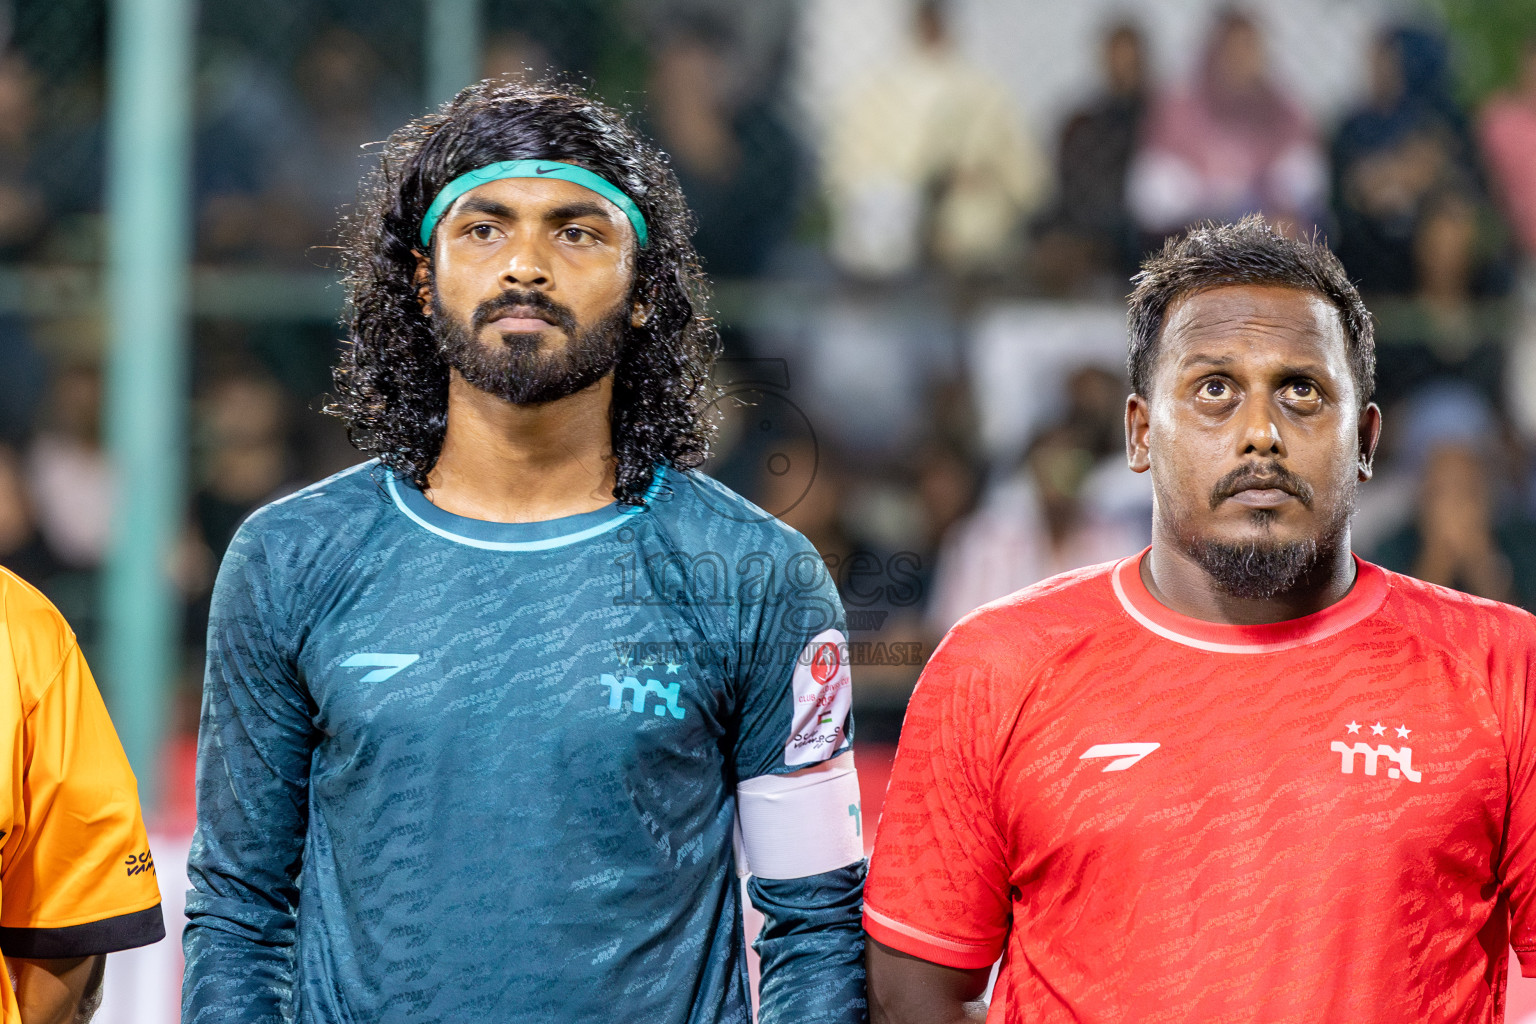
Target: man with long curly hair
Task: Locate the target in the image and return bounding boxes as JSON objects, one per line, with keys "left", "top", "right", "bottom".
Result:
{"left": 182, "top": 82, "right": 867, "bottom": 1024}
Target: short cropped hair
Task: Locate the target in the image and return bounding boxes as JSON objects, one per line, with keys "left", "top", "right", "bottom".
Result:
{"left": 1126, "top": 216, "right": 1375, "bottom": 402}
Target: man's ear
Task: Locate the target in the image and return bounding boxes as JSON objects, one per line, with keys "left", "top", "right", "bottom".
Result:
{"left": 412, "top": 249, "right": 432, "bottom": 316}
{"left": 1126, "top": 393, "right": 1152, "bottom": 473}
{"left": 1357, "top": 401, "right": 1382, "bottom": 482}
{"left": 630, "top": 298, "right": 653, "bottom": 328}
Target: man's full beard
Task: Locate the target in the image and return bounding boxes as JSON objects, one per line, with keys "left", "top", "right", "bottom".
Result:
{"left": 1184, "top": 533, "right": 1338, "bottom": 600}
{"left": 1166, "top": 469, "right": 1356, "bottom": 601}
{"left": 431, "top": 288, "right": 627, "bottom": 406}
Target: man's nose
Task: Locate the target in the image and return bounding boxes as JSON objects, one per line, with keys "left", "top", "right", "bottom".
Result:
{"left": 501, "top": 236, "right": 550, "bottom": 288}
{"left": 1239, "top": 397, "right": 1285, "bottom": 458}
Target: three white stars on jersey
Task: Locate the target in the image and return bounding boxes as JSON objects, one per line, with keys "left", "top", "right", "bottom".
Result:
{"left": 1345, "top": 720, "right": 1410, "bottom": 739}
{"left": 614, "top": 650, "right": 684, "bottom": 674}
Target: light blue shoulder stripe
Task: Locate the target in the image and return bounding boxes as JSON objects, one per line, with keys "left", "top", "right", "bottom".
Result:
{"left": 385, "top": 467, "right": 666, "bottom": 552}
{"left": 265, "top": 461, "right": 376, "bottom": 508}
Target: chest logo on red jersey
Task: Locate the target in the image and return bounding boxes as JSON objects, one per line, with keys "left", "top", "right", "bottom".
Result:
{"left": 1330, "top": 720, "right": 1420, "bottom": 782}
{"left": 1078, "top": 742, "right": 1160, "bottom": 772}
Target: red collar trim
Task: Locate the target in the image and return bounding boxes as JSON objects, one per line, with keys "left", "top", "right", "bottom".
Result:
{"left": 1111, "top": 547, "right": 1389, "bottom": 653}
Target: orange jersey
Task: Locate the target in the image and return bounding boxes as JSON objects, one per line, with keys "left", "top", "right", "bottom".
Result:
{"left": 0, "top": 569, "right": 162, "bottom": 1018}
{"left": 865, "top": 552, "right": 1536, "bottom": 1023}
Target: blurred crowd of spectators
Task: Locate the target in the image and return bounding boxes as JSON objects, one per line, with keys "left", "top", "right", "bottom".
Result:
{"left": 0, "top": 0, "right": 1534, "bottom": 735}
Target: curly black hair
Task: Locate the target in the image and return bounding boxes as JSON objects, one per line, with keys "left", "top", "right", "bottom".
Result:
{"left": 329, "top": 80, "right": 718, "bottom": 503}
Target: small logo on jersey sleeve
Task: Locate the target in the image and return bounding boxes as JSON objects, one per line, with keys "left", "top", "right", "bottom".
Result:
{"left": 786, "top": 629, "right": 851, "bottom": 766}
{"left": 339, "top": 653, "right": 420, "bottom": 683}
{"left": 1330, "top": 720, "right": 1420, "bottom": 781}
{"left": 125, "top": 850, "right": 156, "bottom": 877}
{"left": 1079, "top": 742, "right": 1160, "bottom": 771}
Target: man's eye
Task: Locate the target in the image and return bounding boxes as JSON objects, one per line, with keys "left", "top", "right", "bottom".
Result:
{"left": 469, "top": 224, "right": 499, "bottom": 240}
{"left": 1200, "top": 380, "right": 1230, "bottom": 399}
{"left": 559, "top": 226, "right": 592, "bottom": 243}
{"left": 1287, "top": 382, "right": 1319, "bottom": 401}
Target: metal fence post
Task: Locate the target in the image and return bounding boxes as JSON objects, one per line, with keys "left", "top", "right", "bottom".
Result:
{"left": 103, "top": 0, "right": 194, "bottom": 810}
{"left": 426, "top": 0, "right": 482, "bottom": 109}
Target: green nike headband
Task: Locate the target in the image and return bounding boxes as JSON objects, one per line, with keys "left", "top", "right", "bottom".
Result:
{"left": 418, "top": 160, "right": 649, "bottom": 249}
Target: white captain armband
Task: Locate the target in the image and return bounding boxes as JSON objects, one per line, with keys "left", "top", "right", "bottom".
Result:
{"left": 735, "top": 752, "right": 863, "bottom": 880}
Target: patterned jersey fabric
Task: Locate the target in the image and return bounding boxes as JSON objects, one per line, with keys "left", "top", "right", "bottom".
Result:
{"left": 183, "top": 463, "right": 865, "bottom": 1024}
{"left": 865, "top": 550, "right": 1536, "bottom": 1023}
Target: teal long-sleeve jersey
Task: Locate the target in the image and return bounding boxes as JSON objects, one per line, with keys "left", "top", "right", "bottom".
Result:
{"left": 182, "top": 463, "right": 866, "bottom": 1024}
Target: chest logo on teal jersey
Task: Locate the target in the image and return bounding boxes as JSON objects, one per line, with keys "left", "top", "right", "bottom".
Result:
{"left": 340, "top": 653, "right": 420, "bottom": 683}
{"left": 600, "top": 674, "right": 686, "bottom": 719}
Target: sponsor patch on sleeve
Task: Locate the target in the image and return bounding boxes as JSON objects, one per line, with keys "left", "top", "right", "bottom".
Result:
{"left": 785, "top": 628, "right": 852, "bottom": 766}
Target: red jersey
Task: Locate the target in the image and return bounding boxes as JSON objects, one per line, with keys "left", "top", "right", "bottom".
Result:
{"left": 865, "top": 551, "right": 1536, "bottom": 1023}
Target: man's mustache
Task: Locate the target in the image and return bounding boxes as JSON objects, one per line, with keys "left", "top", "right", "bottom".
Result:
{"left": 1209, "top": 462, "right": 1314, "bottom": 509}
{"left": 472, "top": 290, "right": 578, "bottom": 335}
